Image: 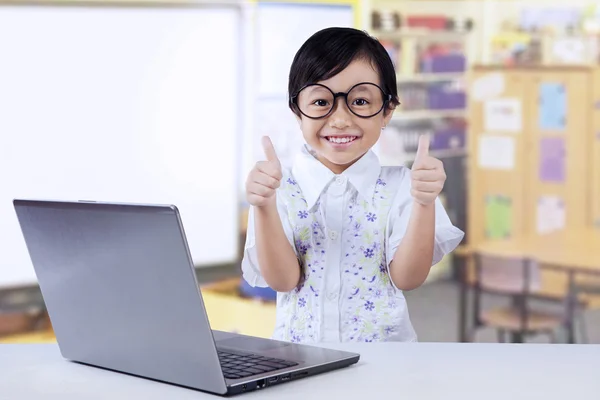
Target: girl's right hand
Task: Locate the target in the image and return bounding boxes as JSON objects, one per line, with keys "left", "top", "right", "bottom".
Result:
{"left": 245, "top": 136, "right": 282, "bottom": 208}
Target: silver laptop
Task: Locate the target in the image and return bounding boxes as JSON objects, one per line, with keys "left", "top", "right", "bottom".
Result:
{"left": 12, "top": 199, "right": 359, "bottom": 396}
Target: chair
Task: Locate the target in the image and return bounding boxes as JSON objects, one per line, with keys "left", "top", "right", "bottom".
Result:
{"left": 0, "top": 287, "right": 48, "bottom": 339}
{"left": 571, "top": 276, "right": 600, "bottom": 344}
{"left": 470, "top": 252, "right": 569, "bottom": 343}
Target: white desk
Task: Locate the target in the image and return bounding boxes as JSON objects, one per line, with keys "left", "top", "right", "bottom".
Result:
{"left": 1, "top": 343, "right": 599, "bottom": 399}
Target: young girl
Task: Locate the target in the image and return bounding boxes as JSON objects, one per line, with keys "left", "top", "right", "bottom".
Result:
{"left": 242, "top": 27, "right": 464, "bottom": 343}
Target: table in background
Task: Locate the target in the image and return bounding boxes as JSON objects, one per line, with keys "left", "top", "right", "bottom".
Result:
{"left": 474, "top": 229, "right": 600, "bottom": 271}
{"left": 459, "top": 228, "right": 600, "bottom": 342}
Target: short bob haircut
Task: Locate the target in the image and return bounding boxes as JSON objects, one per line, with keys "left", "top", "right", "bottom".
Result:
{"left": 288, "top": 27, "right": 400, "bottom": 117}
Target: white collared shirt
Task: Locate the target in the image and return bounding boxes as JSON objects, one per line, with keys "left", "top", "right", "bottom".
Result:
{"left": 242, "top": 145, "right": 464, "bottom": 343}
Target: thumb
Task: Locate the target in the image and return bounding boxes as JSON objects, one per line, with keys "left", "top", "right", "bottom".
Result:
{"left": 415, "top": 134, "right": 430, "bottom": 161}
{"left": 261, "top": 136, "right": 280, "bottom": 164}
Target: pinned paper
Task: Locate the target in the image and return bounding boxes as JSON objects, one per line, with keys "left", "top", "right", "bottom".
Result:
{"left": 478, "top": 135, "right": 515, "bottom": 170}
{"left": 551, "top": 38, "right": 587, "bottom": 64}
{"left": 539, "top": 137, "right": 566, "bottom": 182}
{"left": 539, "top": 82, "right": 567, "bottom": 131}
{"left": 484, "top": 98, "right": 522, "bottom": 132}
{"left": 485, "top": 195, "right": 512, "bottom": 239}
{"left": 537, "top": 196, "right": 566, "bottom": 234}
{"left": 471, "top": 73, "right": 504, "bottom": 101}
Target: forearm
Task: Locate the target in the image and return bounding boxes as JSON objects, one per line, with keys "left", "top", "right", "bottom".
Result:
{"left": 389, "top": 201, "right": 435, "bottom": 290}
{"left": 254, "top": 205, "right": 301, "bottom": 292}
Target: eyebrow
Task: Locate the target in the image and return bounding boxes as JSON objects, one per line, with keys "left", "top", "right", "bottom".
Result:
{"left": 342, "top": 82, "right": 379, "bottom": 92}
{"left": 349, "top": 85, "right": 370, "bottom": 93}
{"left": 304, "top": 82, "right": 380, "bottom": 94}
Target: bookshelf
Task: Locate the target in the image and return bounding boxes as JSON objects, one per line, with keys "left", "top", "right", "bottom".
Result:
{"left": 370, "top": 24, "right": 471, "bottom": 259}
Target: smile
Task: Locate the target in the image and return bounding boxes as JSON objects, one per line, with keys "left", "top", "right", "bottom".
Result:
{"left": 325, "top": 136, "right": 358, "bottom": 144}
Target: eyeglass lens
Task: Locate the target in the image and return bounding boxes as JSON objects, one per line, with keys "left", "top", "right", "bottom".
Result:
{"left": 296, "top": 83, "right": 385, "bottom": 118}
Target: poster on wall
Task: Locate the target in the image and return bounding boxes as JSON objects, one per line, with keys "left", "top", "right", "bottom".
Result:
{"left": 484, "top": 195, "right": 512, "bottom": 239}
{"left": 539, "top": 137, "right": 566, "bottom": 182}
{"left": 537, "top": 196, "right": 566, "bottom": 234}
{"left": 471, "top": 73, "right": 504, "bottom": 101}
{"left": 478, "top": 134, "right": 515, "bottom": 170}
{"left": 551, "top": 38, "right": 587, "bottom": 64}
{"left": 483, "top": 98, "right": 522, "bottom": 133}
{"left": 539, "top": 82, "right": 567, "bottom": 131}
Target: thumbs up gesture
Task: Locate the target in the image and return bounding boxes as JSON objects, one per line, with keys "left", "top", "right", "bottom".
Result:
{"left": 410, "top": 135, "right": 446, "bottom": 206}
{"left": 246, "top": 136, "right": 283, "bottom": 208}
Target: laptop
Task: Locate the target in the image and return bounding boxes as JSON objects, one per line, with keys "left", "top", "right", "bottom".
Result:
{"left": 12, "top": 199, "right": 359, "bottom": 396}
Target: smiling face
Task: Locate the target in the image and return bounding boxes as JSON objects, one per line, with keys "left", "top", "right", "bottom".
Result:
{"left": 295, "top": 59, "right": 394, "bottom": 174}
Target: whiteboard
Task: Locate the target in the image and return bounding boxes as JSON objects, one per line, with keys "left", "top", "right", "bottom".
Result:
{"left": 0, "top": 4, "right": 241, "bottom": 288}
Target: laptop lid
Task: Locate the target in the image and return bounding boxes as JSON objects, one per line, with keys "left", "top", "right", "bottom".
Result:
{"left": 13, "top": 199, "right": 228, "bottom": 394}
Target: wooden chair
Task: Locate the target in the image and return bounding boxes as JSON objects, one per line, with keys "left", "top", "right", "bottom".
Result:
{"left": 470, "top": 252, "right": 569, "bottom": 343}
{"left": 0, "top": 288, "right": 48, "bottom": 339}
{"left": 571, "top": 276, "right": 600, "bottom": 343}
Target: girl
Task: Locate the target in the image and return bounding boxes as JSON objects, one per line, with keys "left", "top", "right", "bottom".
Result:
{"left": 242, "top": 27, "right": 464, "bottom": 343}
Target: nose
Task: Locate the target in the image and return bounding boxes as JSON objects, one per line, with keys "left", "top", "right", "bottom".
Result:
{"left": 328, "top": 97, "right": 352, "bottom": 129}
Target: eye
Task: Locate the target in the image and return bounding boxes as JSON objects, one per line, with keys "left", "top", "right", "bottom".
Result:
{"left": 312, "top": 99, "right": 330, "bottom": 107}
{"left": 352, "top": 98, "right": 370, "bottom": 106}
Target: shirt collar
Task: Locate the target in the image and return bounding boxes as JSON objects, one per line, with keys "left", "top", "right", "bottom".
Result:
{"left": 291, "top": 144, "right": 381, "bottom": 209}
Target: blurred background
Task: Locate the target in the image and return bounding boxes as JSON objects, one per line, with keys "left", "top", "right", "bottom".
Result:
{"left": 1, "top": 0, "right": 599, "bottom": 345}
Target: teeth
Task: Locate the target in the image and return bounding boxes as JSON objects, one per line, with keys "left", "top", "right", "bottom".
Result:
{"left": 328, "top": 136, "right": 356, "bottom": 144}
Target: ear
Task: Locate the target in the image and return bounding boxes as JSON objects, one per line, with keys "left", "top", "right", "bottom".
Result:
{"left": 382, "top": 103, "right": 395, "bottom": 126}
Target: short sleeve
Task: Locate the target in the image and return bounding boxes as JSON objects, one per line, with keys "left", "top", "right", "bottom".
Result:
{"left": 241, "top": 190, "right": 298, "bottom": 288}
{"left": 385, "top": 168, "right": 465, "bottom": 285}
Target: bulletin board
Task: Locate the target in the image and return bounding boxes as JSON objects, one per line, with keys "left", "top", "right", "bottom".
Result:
{"left": 468, "top": 66, "right": 593, "bottom": 246}
{"left": 593, "top": 68, "right": 600, "bottom": 229}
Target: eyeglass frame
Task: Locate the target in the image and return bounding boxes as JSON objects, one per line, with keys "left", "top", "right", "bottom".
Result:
{"left": 289, "top": 82, "right": 395, "bottom": 120}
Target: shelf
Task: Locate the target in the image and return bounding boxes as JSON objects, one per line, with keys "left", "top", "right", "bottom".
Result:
{"left": 373, "top": 29, "right": 468, "bottom": 42}
{"left": 392, "top": 109, "right": 466, "bottom": 121}
{"left": 397, "top": 72, "right": 465, "bottom": 83}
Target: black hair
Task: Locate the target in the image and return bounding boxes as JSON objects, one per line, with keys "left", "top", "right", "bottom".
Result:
{"left": 288, "top": 27, "right": 399, "bottom": 117}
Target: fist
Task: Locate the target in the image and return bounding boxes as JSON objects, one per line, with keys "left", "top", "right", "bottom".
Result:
{"left": 246, "top": 136, "right": 283, "bottom": 208}
{"left": 410, "top": 135, "right": 446, "bottom": 205}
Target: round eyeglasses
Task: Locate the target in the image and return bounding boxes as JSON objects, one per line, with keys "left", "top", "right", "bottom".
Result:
{"left": 291, "top": 82, "right": 392, "bottom": 119}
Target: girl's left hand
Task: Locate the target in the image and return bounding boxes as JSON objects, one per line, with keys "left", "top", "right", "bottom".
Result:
{"left": 410, "top": 135, "right": 446, "bottom": 206}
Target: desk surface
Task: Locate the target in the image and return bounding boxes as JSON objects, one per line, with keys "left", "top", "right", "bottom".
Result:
{"left": 474, "top": 228, "right": 600, "bottom": 271}
{"left": 1, "top": 343, "right": 599, "bottom": 399}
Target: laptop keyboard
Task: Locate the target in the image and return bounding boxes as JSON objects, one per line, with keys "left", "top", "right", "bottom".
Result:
{"left": 217, "top": 350, "right": 299, "bottom": 380}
